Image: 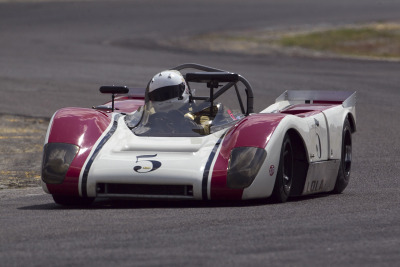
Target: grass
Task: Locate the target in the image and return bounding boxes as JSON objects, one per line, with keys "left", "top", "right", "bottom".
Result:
{"left": 277, "top": 23, "right": 400, "bottom": 59}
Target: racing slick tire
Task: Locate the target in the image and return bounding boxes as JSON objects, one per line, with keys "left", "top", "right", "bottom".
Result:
{"left": 333, "top": 119, "right": 352, "bottom": 194}
{"left": 52, "top": 195, "right": 95, "bottom": 206}
{"left": 271, "top": 133, "right": 294, "bottom": 203}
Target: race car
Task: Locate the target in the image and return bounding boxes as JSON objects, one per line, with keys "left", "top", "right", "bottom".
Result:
{"left": 41, "top": 63, "right": 356, "bottom": 205}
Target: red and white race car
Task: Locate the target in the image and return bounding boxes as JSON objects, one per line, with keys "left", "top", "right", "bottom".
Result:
{"left": 41, "top": 63, "right": 356, "bottom": 205}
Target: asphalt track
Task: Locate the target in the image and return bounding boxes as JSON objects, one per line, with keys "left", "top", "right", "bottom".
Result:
{"left": 1, "top": 0, "right": 400, "bottom": 266}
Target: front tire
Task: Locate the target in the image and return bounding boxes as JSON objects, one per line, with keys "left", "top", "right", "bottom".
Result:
{"left": 52, "top": 195, "right": 95, "bottom": 206}
{"left": 333, "top": 119, "right": 352, "bottom": 194}
{"left": 271, "top": 133, "right": 294, "bottom": 203}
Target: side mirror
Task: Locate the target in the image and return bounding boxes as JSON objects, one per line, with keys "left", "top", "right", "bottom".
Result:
{"left": 99, "top": 86, "right": 129, "bottom": 95}
{"left": 99, "top": 86, "right": 129, "bottom": 112}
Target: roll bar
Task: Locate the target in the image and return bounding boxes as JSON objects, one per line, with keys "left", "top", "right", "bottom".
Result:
{"left": 172, "top": 63, "right": 254, "bottom": 115}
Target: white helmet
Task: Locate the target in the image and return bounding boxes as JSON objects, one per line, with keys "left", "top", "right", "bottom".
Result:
{"left": 146, "top": 70, "right": 190, "bottom": 104}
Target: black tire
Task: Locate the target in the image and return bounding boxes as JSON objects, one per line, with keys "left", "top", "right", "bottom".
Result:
{"left": 271, "top": 133, "right": 294, "bottom": 203}
{"left": 333, "top": 119, "right": 352, "bottom": 194}
{"left": 52, "top": 195, "right": 95, "bottom": 206}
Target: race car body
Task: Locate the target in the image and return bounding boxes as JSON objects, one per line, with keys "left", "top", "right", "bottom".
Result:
{"left": 41, "top": 63, "right": 356, "bottom": 205}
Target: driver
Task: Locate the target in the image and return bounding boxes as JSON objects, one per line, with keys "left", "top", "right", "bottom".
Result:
{"left": 146, "top": 70, "right": 191, "bottom": 112}
{"left": 142, "top": 70, "right": 211, "bottom": 135}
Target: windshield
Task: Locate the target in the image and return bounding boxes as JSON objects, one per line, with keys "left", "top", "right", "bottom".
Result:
{"left": 125, "top": 100, "right": 243, "bottom": 137}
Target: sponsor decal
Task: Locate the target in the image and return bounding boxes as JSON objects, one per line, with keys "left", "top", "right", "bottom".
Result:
{"left": 269, "top": 165, "right": 275, "bottom": 176}
{"left": 134, "top": 154, "right": 161, "bottom": 173}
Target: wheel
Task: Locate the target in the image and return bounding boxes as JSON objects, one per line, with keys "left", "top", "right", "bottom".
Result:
{"left": 52, "top": 195, "right": 95, "bottom": 206}
{"left": 271, "top": 133, "right": 294, "bottom": 203}
{"left": 333, "top": 119, "right": 352, "bottom": 194}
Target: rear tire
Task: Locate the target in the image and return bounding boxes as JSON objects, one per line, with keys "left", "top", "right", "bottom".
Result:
{"left": 52, "top": 195, "right": 95, "bottom": 206}
{"left": 271, "top": 133, "right": 293, "bottom": 203}
{"left": 333, "top": 119, "right": 352, "bottom": 194}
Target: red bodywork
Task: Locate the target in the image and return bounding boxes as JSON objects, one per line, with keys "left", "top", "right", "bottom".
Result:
{"left": 280, "top": 103, "right": 340, "bottom": 117}
{"left": 209, "top": 103, "right": 342, "bottom": 200}
{"left": 210, "top": 114, "right": 286, "bottom": 200}
{"left": 46, "top": 96, "right": 144, "bottom": 196}
{"left": 45, "top": 93, "right": 340, "bottom": 199}
{"left": 46, "top": 108, "right": 112, "bottom": 196}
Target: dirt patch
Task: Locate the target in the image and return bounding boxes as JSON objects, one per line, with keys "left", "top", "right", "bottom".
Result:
{"left": 277, "top": 23, "right": 400, "bottom": 60}
{"left": 0, "top": 115, "right": 49, "bottom": 189}
{"left": 160, "top": 22, "right": 400, "bottom": 61}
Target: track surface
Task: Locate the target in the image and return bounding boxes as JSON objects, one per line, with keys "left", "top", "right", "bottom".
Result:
{"left": 1, "top": 0, "right": 400, "bottom": 266}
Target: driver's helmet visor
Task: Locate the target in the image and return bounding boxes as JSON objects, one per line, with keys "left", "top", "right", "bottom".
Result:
{"left": 148, "top": 83, "right": 185, "bottom": 102}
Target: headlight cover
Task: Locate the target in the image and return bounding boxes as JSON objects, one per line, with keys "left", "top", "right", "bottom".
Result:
{"left": 42, "top": 143, "right": 79, "bottom": 184}
{"left": 227, "top": 147, "right": 267, "bottom": 189}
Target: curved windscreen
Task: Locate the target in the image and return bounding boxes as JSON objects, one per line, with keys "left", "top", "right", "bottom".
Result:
{"left": 125, "top": 100, "right": 243, "bottom": 137}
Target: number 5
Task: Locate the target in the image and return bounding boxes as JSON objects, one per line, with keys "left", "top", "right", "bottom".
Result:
{"left": 133, "top": 154, "right": 162, "bottom": 173}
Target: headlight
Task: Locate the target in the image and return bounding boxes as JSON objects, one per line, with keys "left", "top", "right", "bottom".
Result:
{"left": 42, "top": 143, "right": 79, "bottom": 184}
{"left": 227, "top": 147, "right": 267, "bottom": 189}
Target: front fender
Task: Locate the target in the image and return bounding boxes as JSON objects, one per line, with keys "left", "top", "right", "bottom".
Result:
{"left": 210, "top": 114, "right": 286, "bottom": 200}
{"left": 43, "top": 108, "right": 112, "bottom": 196}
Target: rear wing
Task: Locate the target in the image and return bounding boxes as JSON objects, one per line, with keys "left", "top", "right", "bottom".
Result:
{"left": 275, "top": 90, "right": 356, "bottom": 108}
